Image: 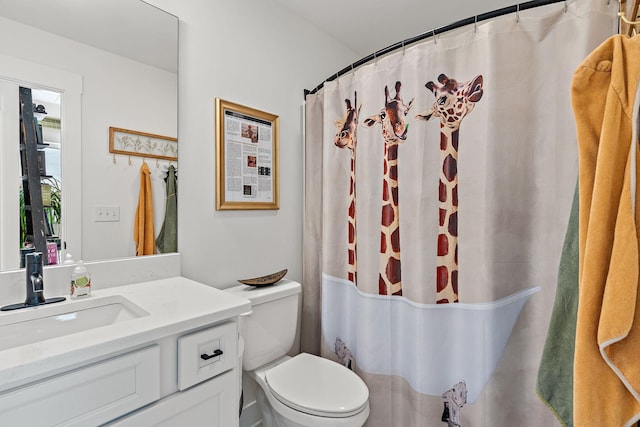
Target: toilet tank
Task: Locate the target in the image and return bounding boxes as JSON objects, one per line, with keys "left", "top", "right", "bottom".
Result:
{"left": 224, "top": 280, "right": 301, "bottom": 371}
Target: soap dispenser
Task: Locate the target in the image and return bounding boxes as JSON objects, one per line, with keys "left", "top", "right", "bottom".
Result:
{"left": 70, "top": 260, "right": 91, "bottom": 298}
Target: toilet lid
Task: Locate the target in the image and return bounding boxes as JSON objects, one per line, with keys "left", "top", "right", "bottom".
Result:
{"left": 265, "top": 353, "right": 369, "bottom": 418}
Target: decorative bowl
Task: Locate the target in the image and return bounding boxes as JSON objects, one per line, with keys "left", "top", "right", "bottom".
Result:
{"left": 238, "top": 269, "right": 288, "bottom": 287}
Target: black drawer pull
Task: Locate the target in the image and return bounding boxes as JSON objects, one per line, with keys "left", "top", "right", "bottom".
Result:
{"left": 201, "top": 349, "right": 223, "bottom": 360}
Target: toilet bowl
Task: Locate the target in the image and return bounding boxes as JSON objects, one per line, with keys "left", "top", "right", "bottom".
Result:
{"left": 251, "top": 353, "right": 370, "bottom": 427}
{"left": 224, "top": 280, "right": 370, "bottom": 427}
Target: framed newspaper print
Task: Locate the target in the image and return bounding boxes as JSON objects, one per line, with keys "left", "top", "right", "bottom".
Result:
{"left": 215, "top": 98, "right": 279, "bottom": 210}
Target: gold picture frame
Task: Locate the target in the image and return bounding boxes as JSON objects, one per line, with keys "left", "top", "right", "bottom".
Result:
{"left": 215, "top": 98, "right": 279, "bottom": 210}
{"left": 109, "top": 127, "right": 178, "bottom": 161}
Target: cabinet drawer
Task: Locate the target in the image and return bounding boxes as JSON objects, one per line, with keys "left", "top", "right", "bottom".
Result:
{"left": 178, "top": 322, "right": 237, "bottom": 390}
{"left": 0, "top": 345, "right": 160, "bottom": 426}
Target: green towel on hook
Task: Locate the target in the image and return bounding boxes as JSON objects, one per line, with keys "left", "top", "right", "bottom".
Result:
{"left": 536, "top": 181, "right": 579, "bottom": 427}
{"left": 156, "top": 165, "right": 177, "bottom": 253}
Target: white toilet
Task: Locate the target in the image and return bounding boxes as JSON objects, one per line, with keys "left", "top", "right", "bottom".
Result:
{"left": 225, "top": 280, "right": 370, "bottom": 427}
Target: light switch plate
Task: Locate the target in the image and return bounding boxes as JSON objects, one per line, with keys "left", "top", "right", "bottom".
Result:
{"left": 94, "top": 205, "right": 120, "bottom": 222}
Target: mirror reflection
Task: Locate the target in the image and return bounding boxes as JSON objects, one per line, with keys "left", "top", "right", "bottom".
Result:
{"left": 19, "top": 88, "right": 63, "bottom": 268}
{"left": 0, "top": 0, "right": 178, "bottom": 271}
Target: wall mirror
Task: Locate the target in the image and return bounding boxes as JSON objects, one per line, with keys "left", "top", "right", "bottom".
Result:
{"left": 0, "top": 0, "right": 178, "bottom": 271}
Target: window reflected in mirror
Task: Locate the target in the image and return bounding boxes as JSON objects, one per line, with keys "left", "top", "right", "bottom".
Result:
{"left": 19, "top": 88, "right": 62, "bottom": 267}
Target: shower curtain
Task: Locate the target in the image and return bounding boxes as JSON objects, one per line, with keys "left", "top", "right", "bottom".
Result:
{"left": 303, "top": 1, "right": 617, "bottom": 425}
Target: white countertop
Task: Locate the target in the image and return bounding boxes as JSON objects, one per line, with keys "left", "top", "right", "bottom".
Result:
{"left": 0, "top": 276, "right": 251, "bottom": 393}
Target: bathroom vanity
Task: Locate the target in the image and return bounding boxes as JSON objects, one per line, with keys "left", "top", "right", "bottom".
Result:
{"left": 0, "top": 277, "right": 250, "bottom": 426}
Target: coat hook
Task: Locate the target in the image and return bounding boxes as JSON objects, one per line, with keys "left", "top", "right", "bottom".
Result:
{"left": 112, "top": 153, "right": 116, "bottom": 164}
{"left": 474, "top": 15, "right": 478, "bottom": 34}
{"left": 128, "top": 156, "right": 132, "bottom": 166}
{"left": 564, "top": 0, "right": 568, "bottom": 13}
{"left": 618, "top": 10, "right": 640, "bottom": 28}
{"left": 401, "top": 40, "right": 406, "bottom": 55}
{"left": 432, "top": 29, "right": 438, "bottom": 45}
{"left": 516, "top": 3, "right": 520, "bottom": 23}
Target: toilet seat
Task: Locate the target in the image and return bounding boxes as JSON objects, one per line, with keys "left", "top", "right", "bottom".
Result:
{"left": 265, "top": 353, "right": 369, "bottom": 418}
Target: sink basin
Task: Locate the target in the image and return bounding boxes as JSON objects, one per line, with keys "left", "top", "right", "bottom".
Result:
{"left": 0, "top": 295, "right": 149, "bottom": 351}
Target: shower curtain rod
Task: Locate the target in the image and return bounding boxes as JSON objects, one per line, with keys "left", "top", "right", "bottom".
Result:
{"left": 304, "top": 0, "right": 567, "bottom": 97}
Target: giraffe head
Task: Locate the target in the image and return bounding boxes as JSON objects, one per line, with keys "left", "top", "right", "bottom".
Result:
{"left": 334, "top": 91, "right": 361, "bottom": 150}
{"left": 416, "top": 74, "right": 483, "bottom": 129}
{"left": 363, "top": 81, "right": 414, "bottom": 143}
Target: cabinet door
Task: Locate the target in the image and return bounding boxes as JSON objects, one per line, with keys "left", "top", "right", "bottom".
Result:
{"left": 107, "top": 369, "right": 238, "bottom": 427}
{"left": 0, "top": 345, "right": 160, "bottom": 427}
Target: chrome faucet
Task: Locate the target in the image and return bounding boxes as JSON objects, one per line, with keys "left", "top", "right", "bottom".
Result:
{"left": 25, "top": 252, "right": 46, "bottom": 306}
{"left": 0, "top": 251, "right": 66, "bottom": 311}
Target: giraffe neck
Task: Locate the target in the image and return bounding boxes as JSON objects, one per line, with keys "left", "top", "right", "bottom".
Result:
{"left": 436, "top": 126, "right": 459, "bottom": 303}
{"left": 379, "top": 142, "right": 402, "bottom": 296}
{"left": 347, "top": 151, "right": 357, "bottom": 285}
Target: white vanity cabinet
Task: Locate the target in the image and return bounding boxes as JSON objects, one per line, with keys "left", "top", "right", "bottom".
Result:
{"left": 106, "top": 322, "right": 239, "bottom": 426}
{"left": 0, "top": 277, "right": 251, "bottom": 427}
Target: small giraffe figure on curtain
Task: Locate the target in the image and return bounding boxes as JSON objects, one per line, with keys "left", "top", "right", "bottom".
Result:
{"left": 334, "top": 92, "right": 362, "bottom": 285}
{"left": 334, "top": 337, "right": 355, "bottom": 370}
{"left": 416, "top": 74, "right": 483, "bottom": 303}
{"left": 441, "top": 381, "right": 468, "bottom": 427}
{"left": 363, "top": 81, "right": 414, "bottom": 296}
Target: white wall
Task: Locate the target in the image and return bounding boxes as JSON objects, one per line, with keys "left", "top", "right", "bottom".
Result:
{"left": 146, "top": 0, "right": 359, "bottom": 287}
{"left": 0, "top": 15, "right": 177, "bottom": 263}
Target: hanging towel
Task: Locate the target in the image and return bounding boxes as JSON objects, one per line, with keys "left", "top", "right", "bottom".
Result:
{"left": 572, "top": 35, "right": 640, "bottom": 427}
{"left": 134, "top": 161, "right": 155, "bottom": 256}
{"left": 156, "top": 165, "right": 177, "bottom": 253}
{"left": 536, "top": 181, "right": 579, "bottom": 427}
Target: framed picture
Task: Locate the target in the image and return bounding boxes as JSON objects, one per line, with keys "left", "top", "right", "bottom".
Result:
{"left": 109, "top": 127, "right": 178, "bottom": 161}
{"left": 215, "top": 98, "right": 279, "bottom": 210}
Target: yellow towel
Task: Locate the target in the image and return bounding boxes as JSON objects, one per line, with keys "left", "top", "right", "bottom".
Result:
{"left": 572, "top": 35, "right": 640, "bottom": 426}
{"left": 134, "top": 161, "right": 155, "bottom": 256}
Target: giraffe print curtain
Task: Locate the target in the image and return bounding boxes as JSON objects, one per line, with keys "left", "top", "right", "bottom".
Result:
{"left": 303, "top": 0, "right": 617, "bottom": 425}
